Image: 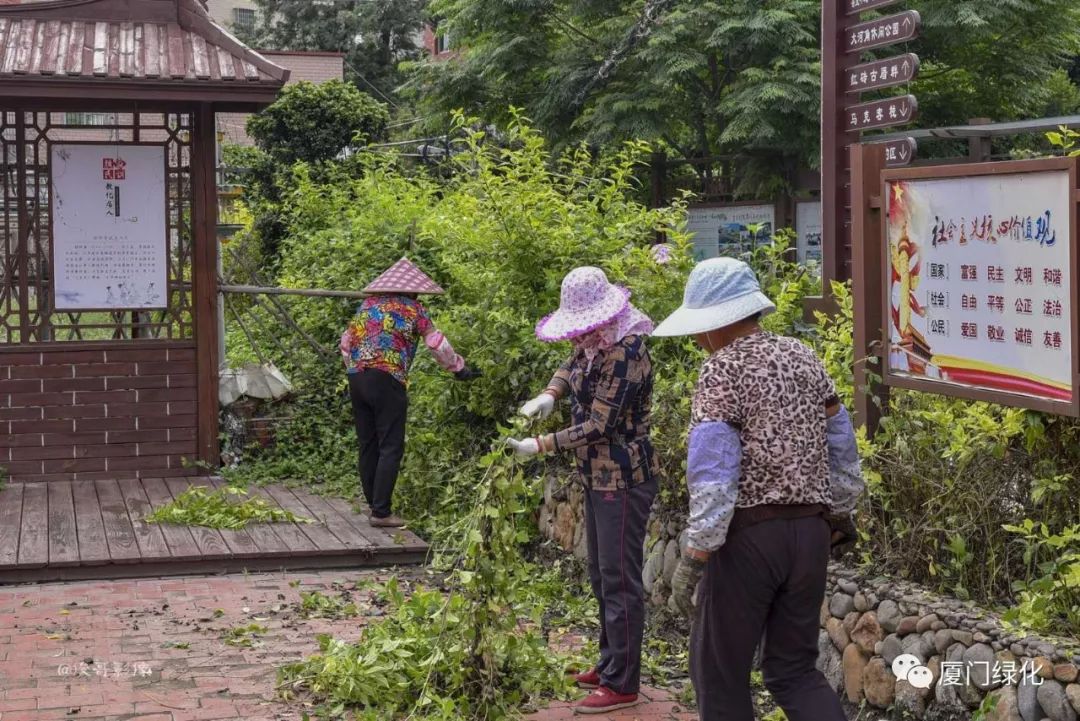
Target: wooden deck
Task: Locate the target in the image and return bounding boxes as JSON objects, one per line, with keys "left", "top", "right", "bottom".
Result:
{"left": 0, "top": 477, "right": 428, "bottom": 583}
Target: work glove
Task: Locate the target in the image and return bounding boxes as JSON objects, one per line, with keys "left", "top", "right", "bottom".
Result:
{"left": 519, "top": 393, "right": 556, "bottom": 420}
{"left": 506, "top": 438, "right": 541, "bottom": 457}
{"left": 453, "top": 365, "right": 482, "bottom": 382}
{"left": 828, "top": 513, "right": 858, "bottom": 561}
{"left": 671, "top": 555, "right": 706, "bottom": 618}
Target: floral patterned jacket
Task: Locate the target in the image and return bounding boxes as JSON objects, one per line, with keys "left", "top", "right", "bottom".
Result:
{"left": 340, "top": 295, "right": 463, "bottom": 386}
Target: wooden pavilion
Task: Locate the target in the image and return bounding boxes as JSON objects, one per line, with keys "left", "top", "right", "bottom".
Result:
{"left": 0, "top": 0, "right": 426, "bottom": 581}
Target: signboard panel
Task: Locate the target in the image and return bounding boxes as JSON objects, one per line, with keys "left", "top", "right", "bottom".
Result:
{"left": 871, "top": 137, "right": 918, "bottom": 167}
{"left": 884, "top": 163, "right": 1076, "bottom": 409}
{"left": 846, "top": 94, "right": 917, "bottom": 132}
{"left": 686, "top": 203, "right": 775, "bottom": 262}
{"left": 847, "top": 0, "right": 902, "bottom": 14}
{"left": 796, "top": 200, "right": 823, "bottom": 266}
{"left": 845, "top": 53, "right": 919, "bottom": 94}
{"left": 51, "top": 144, "right": 168, "bottom": 310}
{"left": 845, "top": 10, "right": 920, "bottom": 53}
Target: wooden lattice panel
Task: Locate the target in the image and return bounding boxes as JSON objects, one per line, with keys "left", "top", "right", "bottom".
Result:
{"left": 0, "top": 110, "right": 194, "bottom": 344}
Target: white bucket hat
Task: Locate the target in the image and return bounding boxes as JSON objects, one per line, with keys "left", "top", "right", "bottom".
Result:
{"left": 653, "top": 257, "right": 775, "bottom": 337}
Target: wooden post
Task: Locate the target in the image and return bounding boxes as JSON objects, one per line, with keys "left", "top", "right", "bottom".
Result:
{"left": 650, "top": 151, "right": 666, "bottom": 208}
{"left": 968, "top": 117, "right": 992, "bottom": 163}
{"left": 820, "top": 0, "right": 858, "bottom": 288}
{"left": 851, "top": 142, "right": 889, "bottom": 434}
{"left": 193, "top": 103, "right": 221, "bottom": 467}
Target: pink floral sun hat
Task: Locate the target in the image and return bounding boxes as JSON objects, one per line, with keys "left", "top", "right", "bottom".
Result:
{"left": 535, "top": 267, "right": 632, "bottom": 342}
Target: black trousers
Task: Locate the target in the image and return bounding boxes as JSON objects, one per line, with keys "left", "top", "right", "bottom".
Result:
{"left": 690, "top": 515, "right": 846, "bottom": 721}
{"left": 347, "top": 369, "right": 408, "bottom": 519}
{"left": 584, "top": 478, "right": 657, "bottom": 695}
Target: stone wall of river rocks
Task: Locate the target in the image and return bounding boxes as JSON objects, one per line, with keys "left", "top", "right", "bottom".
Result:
{"left": 538, "top": 480, "right": 1080, "bottom": 721}
{"left": 821, "top": 567, "right": 1080, "bottom": 721}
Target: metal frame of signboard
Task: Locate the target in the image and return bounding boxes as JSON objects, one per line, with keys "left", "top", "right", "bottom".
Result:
{"left": 878, "top": 156, "right": 1080, "bottom": 417}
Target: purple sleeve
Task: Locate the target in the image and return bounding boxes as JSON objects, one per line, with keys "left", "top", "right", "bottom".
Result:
{"left": 826, "top": 406, "right": 864, "bottom": 514}
{"left": 686, "top": 420, "right": 741, "bottom": 553}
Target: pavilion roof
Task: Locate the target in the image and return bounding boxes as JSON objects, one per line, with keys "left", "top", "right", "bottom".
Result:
{"left": 0, "top": 0, "right": 288, "bottom": 105}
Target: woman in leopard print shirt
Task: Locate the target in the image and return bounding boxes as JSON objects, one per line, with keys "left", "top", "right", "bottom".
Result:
{"left": 654, "top": 257, "right": 864, "bottom": 721}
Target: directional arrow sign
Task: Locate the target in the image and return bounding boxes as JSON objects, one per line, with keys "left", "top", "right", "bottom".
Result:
{"left": 845, "top": 10, "right": 921, "bottom": 54}
{"left": 845, "top": 95, "right": 918, "bottom": 132}
{"left": 845, "top": 54, "right": 919, "bottom": 94}
{"left": 847, "top": 0, "right": 903, "bottom": 15}
{"left": 870, "top": 137, "right": 918, "bottom": 167}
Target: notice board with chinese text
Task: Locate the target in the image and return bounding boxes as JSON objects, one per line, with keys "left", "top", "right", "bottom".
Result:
{"left": 51, "top": 144, "right": 168, "bottom": 311}
{"left": 882, "top": 157, "right": 1080, "bottom": 415}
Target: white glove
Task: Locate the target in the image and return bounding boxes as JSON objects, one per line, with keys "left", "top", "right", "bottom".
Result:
{"left": 519, "top": 393, "right": 556, "bottom": 420}
{"left": 506, "top": 438, "right": 541, "bottom": 457}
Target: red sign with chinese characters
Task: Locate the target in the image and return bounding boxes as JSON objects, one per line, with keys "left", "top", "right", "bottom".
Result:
{"left": 102, "top": 158, "right": 126, "bottom": 180}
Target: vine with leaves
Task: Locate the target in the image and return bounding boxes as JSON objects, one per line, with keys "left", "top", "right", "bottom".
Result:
{"left": 279, "top": 418, "right": 572, "bottom": 721}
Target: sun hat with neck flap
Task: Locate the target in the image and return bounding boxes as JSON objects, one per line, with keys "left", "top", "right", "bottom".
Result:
{"left": 536, "top": 266, "right": 649, "bottom": 342}
{"left": 652, "top": 257, "right": 775, "bottom": 337}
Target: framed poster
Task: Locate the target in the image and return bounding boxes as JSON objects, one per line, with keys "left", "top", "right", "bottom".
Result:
{"left": 795, "top": 200, "right": 823, "bottom": 266}
{"left": 883, "top": 158, "right": 1079, "bottom": 414}
{"left": 51, "top": 144, "right": 168, "bottom": 311}
{"left": 686, "top": 203, "right": 776, "bottom": 261}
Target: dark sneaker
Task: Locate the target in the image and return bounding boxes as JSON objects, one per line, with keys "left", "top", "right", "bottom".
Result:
{"left": 370, "top": 514, "right": 406, "bottom": 528}
{"left": 572, "top": 667, "right": 600, "bottom": 689}
{"left": 574, "top": 687, "right": 640, "bottom": 714}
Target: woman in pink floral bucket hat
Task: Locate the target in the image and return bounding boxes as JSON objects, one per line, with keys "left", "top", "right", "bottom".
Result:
{"left": 508, "top": 266, "right": 658, "bottom": 715}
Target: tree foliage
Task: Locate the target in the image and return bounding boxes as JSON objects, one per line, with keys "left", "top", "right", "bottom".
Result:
{"left": 408, "top": 0, "right": 1080, "bottom": 195}
{"left": 241, "top": 0, "right": 428, "bottom": 106}
{"left": 232, "top": 80, "right": 390, "bottom": 267}
{"left": 411, "top": 0, "right": 821, "bottom": 197}
{"left": 246, "top": 79, "right": 390, "bottom": 164}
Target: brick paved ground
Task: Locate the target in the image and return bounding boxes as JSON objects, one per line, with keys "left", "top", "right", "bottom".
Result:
{"left": 0, "top": 571, "right": 694, "bottom": 721}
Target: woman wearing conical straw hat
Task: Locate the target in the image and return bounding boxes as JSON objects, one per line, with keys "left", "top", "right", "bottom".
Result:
{"left": 654, "top": 257, "right": 864, "bottom": 721}
{"left": 339, "top": 258, "right": 480, "bottom": 528}
{"left": 508, "top": 266, "right": 658, "bottom": 715}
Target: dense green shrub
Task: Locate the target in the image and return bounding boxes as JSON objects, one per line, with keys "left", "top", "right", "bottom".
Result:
{"left": 225, "top": 112, "right": 695, "bottom": 540}
{"left": 227, "top": 111, "right": 1080, "bottom": 643}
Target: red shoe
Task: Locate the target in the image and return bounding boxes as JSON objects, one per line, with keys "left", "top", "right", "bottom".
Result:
{"left": 574, "top": 687, "right": 641, "bottom": 715}
{"left": 572, "top": 667, "right": 601, "bottom": 689}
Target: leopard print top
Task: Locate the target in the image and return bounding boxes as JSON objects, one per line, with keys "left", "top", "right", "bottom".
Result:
{"left": 690, "top": 331, "right": 836, "bottom": 508}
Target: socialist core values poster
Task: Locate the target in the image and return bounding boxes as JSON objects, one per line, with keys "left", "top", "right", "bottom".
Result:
{"left": 886, "top": 170, "right": 1072, "bottom": 402}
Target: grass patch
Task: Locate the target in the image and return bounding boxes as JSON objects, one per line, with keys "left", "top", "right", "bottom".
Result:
{"left": 145, "top": 485, "right": 311, "bottom": 530}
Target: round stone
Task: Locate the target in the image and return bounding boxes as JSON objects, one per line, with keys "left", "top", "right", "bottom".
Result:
{"left": 830, "top": 593, "right": 855, "bottom": 619}
{"left": 878, "top": 599, "right": 902, "bottom": 633}
{"left": 1037, "top": 680, "right": 1078, "bottom": 721}
{"left": 864, "top": 658, "right": 896, "bottom": 709}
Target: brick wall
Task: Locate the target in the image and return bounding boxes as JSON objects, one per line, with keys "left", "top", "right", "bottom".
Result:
{"left": 0, "top": 344, "right": 200, "bottom": 483}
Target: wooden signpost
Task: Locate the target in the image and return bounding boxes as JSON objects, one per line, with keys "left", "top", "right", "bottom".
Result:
{"left": 847, "top": 0, "right": 903, "bottom": 13}
{"left": 819, "top": 0, "right": 921, "bottom": 292}
{"left": 846, "top": 95, "right": 918, "bottom": 132}
{"left": 845, "top": 54, "right": 919, "bottom": 94}
{"left": 845, "top": 11, "right": 920, "bottom": 53}
{"left": 878, "top": 136, "right": 917, "bottom": 167}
